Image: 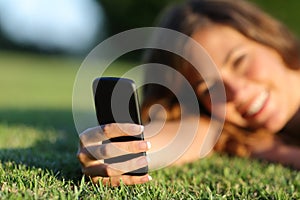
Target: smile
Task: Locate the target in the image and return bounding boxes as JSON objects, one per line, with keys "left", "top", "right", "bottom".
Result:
{"left": 244, "top": 90, "right": 269, "bottom": 118}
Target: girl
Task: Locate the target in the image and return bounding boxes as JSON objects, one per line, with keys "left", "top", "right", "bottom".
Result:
{"left": 77, "top": 0, "right": 300, "bottom": 186}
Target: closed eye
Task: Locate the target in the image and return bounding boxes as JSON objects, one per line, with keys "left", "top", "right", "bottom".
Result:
{"left": 233, "top": 54, "right": 246, "bottom": 69}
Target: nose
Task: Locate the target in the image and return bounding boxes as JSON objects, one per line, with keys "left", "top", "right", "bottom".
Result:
{"left": 221, "top": 71, "right": 245, "bottom": 103}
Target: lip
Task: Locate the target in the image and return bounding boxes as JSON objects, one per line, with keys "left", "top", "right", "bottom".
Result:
{"left": 241, "top": 90, "right": 270, "bottom": 119}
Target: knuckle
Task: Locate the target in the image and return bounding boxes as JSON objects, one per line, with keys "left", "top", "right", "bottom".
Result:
{"left": 85, "top": 127, "right": 93, "bottom": 133}
{"left": 105, "top": 164, "right": 122, "bottom": 177}
{"left": 91, "top": 177, "right": 100, "bottom": 184}
{"left": 95, "top": 126, "right": 103, "bottom": 134}
{"left": 79, "top": 127, "right": 99, "bottom": 144}
{"left": 109, "top": 177, "right": 121, "bottom": 187}
{"left": 79, "top": 133, "right": 86, "bottom": 143}
{"left": 77, "top": 148, "right": 95, "bottom": 164}
{"left": 102, "top": 124, "right": 112, "bottom": 138}
{"left": 80, "top": 127, "right": 93, "bottom": 137}
{"left": 111, "top": 181, "right": 120, "bottom": 187}
{"left": 126, "top": 142, "right": 137, "bottom": 153}
{"left": 76, "top": 151, "right": 86, "bottom": 163}
{"left": 124, "top": 141, "right": 139, "bottom": 153}
{"left": 105, "top": 165, "right": 113, "bottom": 177}
{"left": 99, "top": 145, "right": 108, "bottom": 158}
{"left": 100, "top": 178, "right": 109, "bottom": 185}
{"left": 133, "top": 141, "right": 141, "bottom": 153}
{"left": 124, "top": 177, "right": 134, "bottom": 185}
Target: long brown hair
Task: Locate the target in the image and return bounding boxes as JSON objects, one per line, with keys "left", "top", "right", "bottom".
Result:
{"left": 141, "top": 0, "right": 300, "bottom": 157}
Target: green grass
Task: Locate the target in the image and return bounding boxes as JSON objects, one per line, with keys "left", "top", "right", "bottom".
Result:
{"left": 0, "top": 51, "right": 299, "bottom": 199}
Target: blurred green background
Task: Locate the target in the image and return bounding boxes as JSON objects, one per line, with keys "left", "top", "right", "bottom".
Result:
{"left": 1, "top": 0, "right": 300, "bottom": 54}
{"left": 100, "top": 0, "right": 300, "bottom": 37}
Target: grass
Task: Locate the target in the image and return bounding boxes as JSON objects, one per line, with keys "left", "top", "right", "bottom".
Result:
{"left": 0, "top": 51, "right": 299, "bottom": 199}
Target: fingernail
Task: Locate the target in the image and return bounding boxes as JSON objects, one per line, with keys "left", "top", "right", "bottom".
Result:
{"left": 141, "top": 175, "right": 152, "bottom": 182}
{"left": 140, "top": 125, "right": 144, "bottom": 133}
{"left": 139, "top": 141, "right": 151, "bottom": 150}
{"left": 131, "top": 125, "right": 143, "bottom": 134}
{"left": 146, "top": 141, "right": 151, "bottom": 149}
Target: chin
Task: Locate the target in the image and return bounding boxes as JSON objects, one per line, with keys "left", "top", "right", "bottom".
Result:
{"left": 262, "top": 117, "right": 286, "bottom": 133}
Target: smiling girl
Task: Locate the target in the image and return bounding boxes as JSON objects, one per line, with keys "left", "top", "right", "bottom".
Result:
{"left": 77, "top": 0, "right": 300, "bottom": 186}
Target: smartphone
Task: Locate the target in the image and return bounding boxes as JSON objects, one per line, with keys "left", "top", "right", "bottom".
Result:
{"left": 92, "top": 77, "right": 148, "bottom": 176}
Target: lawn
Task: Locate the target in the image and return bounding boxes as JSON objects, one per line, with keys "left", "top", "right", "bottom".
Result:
{"left": 0, "top": 51, "right": 299, "bottom": 199}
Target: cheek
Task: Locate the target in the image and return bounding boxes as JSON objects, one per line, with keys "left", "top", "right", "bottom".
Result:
{"left": 245, "top": 56, "right": 271, "bottom": 81}
{"left": 246, "top": 50, "right": 284, "bottom": 83}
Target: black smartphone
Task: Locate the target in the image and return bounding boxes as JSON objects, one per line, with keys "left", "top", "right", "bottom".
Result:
{"left": 92, "top": 77, "right": 148, "bottom": 176}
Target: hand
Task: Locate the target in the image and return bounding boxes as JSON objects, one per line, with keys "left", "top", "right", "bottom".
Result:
{"left": 77, "top": 123, "right": 152, "bottom": 186}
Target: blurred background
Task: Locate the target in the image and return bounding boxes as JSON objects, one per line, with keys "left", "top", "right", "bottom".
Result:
{"left": 0, "top": 0, "right": 299, "bottom": 179}
{"left": 0, "top": 0, "right": 299, "bottom": 56}
{"left": 0, "top": 0, "right": 182, "bottom": 55}
{"left": 1, "top": 0, "right": 299, "bottom": 56}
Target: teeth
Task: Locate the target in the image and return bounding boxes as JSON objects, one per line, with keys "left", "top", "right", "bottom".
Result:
{"left": 246, "top": 91, "right": 269, "bottom": 116}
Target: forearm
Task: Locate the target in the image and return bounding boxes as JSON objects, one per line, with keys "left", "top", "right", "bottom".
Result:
{"left": 250, "top": 135, "right": 300, "bottom": 170}
{"left": 144, "top": 116, "right": 212, "bottom": 169}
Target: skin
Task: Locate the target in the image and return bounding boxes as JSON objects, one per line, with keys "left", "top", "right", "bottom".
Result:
{"left": 193, "top": 25, "right": 300, "bottom": 132}
{"left": 192, "top": 25, "right": 300, "bottom": 169}
{"left": 77, "top": 25, "right": 300, "bottom": 186}
{"left": 77, "top": 118, "right": 211, "bottom": 186}
{"left": 77, "top": 123, "right": 152, "bottom": 186}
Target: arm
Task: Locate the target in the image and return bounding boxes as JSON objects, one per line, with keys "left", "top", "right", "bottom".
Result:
{"left": 77, "top": 116, "right": 213, "bottom": 186}
{"left": 145, "top": 116, "right": 212, "bottom": 168}
{"left": 250, "top": 134, "right": 300, "bottom": 170}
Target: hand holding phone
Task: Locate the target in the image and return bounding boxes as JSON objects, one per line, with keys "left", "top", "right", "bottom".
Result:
{"left": 92, "top": 77, "right": 149, "bottom": 176}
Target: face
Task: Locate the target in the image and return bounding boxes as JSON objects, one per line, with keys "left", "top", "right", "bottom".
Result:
{"left": 191, "top": 25, "right": 300, "bottom": 132}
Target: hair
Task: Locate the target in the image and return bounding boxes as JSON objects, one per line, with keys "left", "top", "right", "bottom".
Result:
{"left": 141, "top": 0, "right": 300, "bottom": 157}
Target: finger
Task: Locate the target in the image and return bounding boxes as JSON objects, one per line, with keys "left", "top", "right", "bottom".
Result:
{"left": 79, "top": 126, "right": 107, "bottom": 146}
{"left": 118, "top": 174, "right": 152, "bottom": 186}
{"left": 92, "top": 174, "right": 152, "bottom": 186}
{"left": 81, "top": 160, "right": 108, "bottom": 176}
{"left": 83, "top": 156, "right": 149, "bottom": 177}
{"left": 107, "top": 156, "right": 149, "bottom": 177}
{"left": 79, "top": 123, "right": 144, "bottom": 146}
{"left": 85, "top": 140, "right": 151, "bottom": 160}
{"left": 102, "top": 123, "right": 144, "bottom": 139}
{"left": 77, "top": 148, "right": 105, "bottom": 167}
